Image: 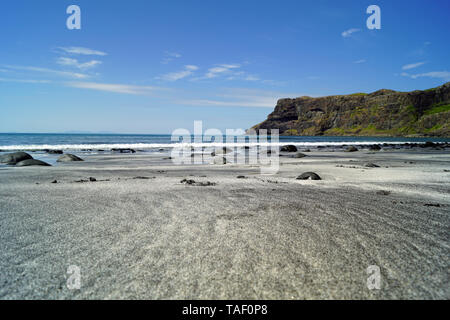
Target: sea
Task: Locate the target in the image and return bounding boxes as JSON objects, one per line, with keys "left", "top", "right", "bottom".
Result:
{"left": 0, "top": 133, "right": 449, "bottom": 152}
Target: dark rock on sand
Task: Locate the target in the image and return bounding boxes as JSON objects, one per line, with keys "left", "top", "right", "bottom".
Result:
{"left": 365, "top": 163, "right": 380, "bottom": 168}
{"left": 422, "top": 141, "right": 436, "bottom": 148}
{"left": 89, "top": 177, "right": 97, "bottom": 182}
{"left": 15, "top": 159, "right": 51, "bottom": 167}
{"left": 112, "top": 148, "right": 136, "bottom": 153}
{"left": 292, "top": 152, "right": 307, "bottom": 158}
{"left": 197, "top": 181, "right": 216, "bottom": 186}
{"left": 280, "top": 145, "right": 298, "bottom": 152}
{"left": 237, "top": 176, "right": 246, "bottom": 179}
{"left": 376, "top": 190, "right": 391, "bottom": 196}
{"left": 213, "top": 156, "right": 227, "bottom": 165}
{"left": 181, "top": 178, "right": 196, "bottom": 185}
{"left": 47, "top": 150, "right": 63, "bottom": 154}
{"left": 0, "top": 152, "right": 33, "bottom": 165}
{"left": 424, "top": 203, "right": 441, "bottom": 207}
{"left": 51, "top": 180, "right": 58, "bottom": 184}
{"left": 345, "top": 146, "right": 358, "bottom": 152}
{"left": 296, "top": 172, "right": 321, "bottom": 180}
{"left": 211, "top": 147, "right": 232, "bottom": 156}
{"left": 180, "top": 178, "right": 216, "bottom": 186}
{"left": 57, "top": 154, "right": 84, "bottom": 162}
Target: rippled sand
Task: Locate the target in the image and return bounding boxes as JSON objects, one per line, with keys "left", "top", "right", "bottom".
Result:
{"left": 0, "top": 149, "right": 449, "bottom": 299}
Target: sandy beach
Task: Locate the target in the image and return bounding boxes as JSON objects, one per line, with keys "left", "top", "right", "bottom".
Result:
{"left": 0, "top": 147, "right": 449, "bottom": 299}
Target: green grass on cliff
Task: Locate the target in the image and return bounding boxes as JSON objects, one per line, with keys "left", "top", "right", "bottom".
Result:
{"left": 424, "top": 103, "right": 450, "bottom": 115}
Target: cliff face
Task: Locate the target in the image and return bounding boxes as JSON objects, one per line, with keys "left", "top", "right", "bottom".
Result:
{"left": 251, "top": 82, "right": 450, "bottom": 137}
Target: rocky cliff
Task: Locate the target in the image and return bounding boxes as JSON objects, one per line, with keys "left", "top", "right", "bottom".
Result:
{"left": 250, "top": 82, "right": 450, "bottom": 137}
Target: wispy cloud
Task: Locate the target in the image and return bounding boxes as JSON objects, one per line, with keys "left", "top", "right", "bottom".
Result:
{"left": 402, "top": 61, "right": 425, "bottom": 70}
{"left": 56, "top": 57, "right": 102, "bottom": 70}
{"left": 158, "top": 65, "right": 199, "bottom": 81}
{"left": 58, "top": 47, "right": 107, "bottom": 56}
{"left": 66, "top": 82, "right": 163, "bottom": 94}
{"left": 204, "top": 64, "right": 241, "bottom": 79}
{"left": 4, "top": 65, "right": 89, "bottom": 79}
{"left": 401, "top": 71, "right": 450, "bottom": 81}
{"left": 354, "top": 59, "right": 366, "bottom": 64}
{"left": 161, "top": 51, "right": 182, "bottom": 64}
{"left": 178, "top": 88, "right": 302, "bottom": 108}
{"left": 341, "top": 28, "right": 360, "bottom": 38}
{"left": 0, "top": 78, "right": 51, "bottom": 84}
{"left": 244, "top": 75, "right": 260, "bottom": 81}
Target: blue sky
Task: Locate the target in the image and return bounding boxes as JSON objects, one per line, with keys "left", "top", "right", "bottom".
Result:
{"left": 0, "top": 0, "right": 449, "bottom": 133}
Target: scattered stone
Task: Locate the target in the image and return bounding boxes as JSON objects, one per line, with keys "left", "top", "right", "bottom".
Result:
{"left": 260, "top": 149, "right": 276, "bottom": 155}
{"left": 0, "top": 152, "right": 33, "bottom": 165}
{"left": 111, "top": 148, "right": 136, "bottom": 153}
{"left": 345, "top": 146, "right": 358, "bottom": 152}
{"left": 280, "top": 145, "right": 298, "bottom": 152}
{"left": 424, "top": 203, "right": 441, "bottom": 207}
{"left": 421, "top": 141, "right": 436, "bottom": 148}
{"left": 180, "top": 178, "right": 216, "bottom": 186}
{"left": 212, "top": 156, "right": 227, "bottom": 165}
{"left": 369, "top": 145, "right": 381, "bottom": 151}
{"left": 57, "top": 154, "right": 84, "bottom": 162}
{"left": 296, "top": 172, "right": 321, "bottom": 180}
{"left": 75, "top": 179, "right": 89, "bottom": 183}
{"left": 365, "top": 163, "right": 380, "bottom": 168}
{"left": 197, "top": 181, "right": 216, "bottom": 186}
{"left": 292, "top": 152, "right": 307, "bottom": 158}
{"left": 181, "top": 178, "right": 196, "bottom": 185}
{"left": 376, "top": 190, "right": 391, "bottom": 196}
{"left": 47, "top": 150, "right": 63, "bottom": 154}
{"left": 89, "top": 177, "right": 97, "bottom": 182}
{"left": 133, "top": 176, "right": 152, "bottom": 180}
{"left": 15, "top": 159, "right": 51, "bottom": 167}
{"left": 211, "top": 147, "right": 232, "bottom": 156}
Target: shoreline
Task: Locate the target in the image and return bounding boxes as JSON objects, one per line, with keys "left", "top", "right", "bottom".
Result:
{"left": 1, "top": 140, "right": 449, "bottom": 153}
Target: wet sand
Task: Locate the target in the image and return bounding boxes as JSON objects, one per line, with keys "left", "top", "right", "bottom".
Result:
{"left": 0, "top": 148, "right": 449, "bottom": 299}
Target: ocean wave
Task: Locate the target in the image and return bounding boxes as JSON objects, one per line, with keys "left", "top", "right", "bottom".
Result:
{"left": 0, "top": 141, "right": 430, "bottom": 151}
